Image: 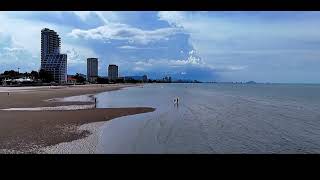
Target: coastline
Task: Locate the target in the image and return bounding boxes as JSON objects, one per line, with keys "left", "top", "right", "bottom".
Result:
{"left": 0, "top": 84, "right": 155, "bottom": 154}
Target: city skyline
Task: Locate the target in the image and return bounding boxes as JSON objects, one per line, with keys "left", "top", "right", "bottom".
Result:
{"left": 1, "top": 12, "right": 320, "bottom": 83}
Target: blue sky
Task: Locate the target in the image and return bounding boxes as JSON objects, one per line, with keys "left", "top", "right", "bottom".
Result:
{"left": 1, "top": 11, "right": 320, "bottom": 83}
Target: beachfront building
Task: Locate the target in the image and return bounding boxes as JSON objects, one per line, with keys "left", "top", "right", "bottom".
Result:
{"left": 108, "top": 64, "right": 118, "bottom": 81}
{"left": 163, "top": 76, "right": 172, "bottom": 83}
{"left": 41, "top": 54, "right": 67, "bottom": 83}
{"left": 67, "top": 75, "right": 77, "bottom": 84}
{"left": 142, "top": 75, "right": 148, "bottom": 82}
{"left": 124, "top": 75, "right": 148, "bottom": 83}
{"left": 87, "top": 58, "right": 98, "bottom": 83}
{"left": 40, "top": 28, "right": 67, "bottom": 84}
{"left": 2, "top": 77, "right": 34, "bottom": 86}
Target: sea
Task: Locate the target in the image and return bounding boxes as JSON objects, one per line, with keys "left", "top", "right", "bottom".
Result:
{"left": 94, "top": 83, "right": 320, "bottom": 153}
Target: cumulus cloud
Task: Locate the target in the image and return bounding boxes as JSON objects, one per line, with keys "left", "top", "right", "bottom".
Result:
{"left": 157, "top": 11, "right": 320, "bottom": 82}
{"left": 118, "top": 45, "right": 168, "bottom": 50}
{"left": 68, "top": 23, "right": 184, "bottom": 45}
{"left": 0, "top": 32, "right": 40, "bottom": 72}
{"left": 0, "top": 46, "right": 39, "bottom": 72}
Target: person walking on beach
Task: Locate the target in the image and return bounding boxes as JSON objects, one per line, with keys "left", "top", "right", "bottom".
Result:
{"left": 94, "top": 97, "right": 97, "bottom": 108}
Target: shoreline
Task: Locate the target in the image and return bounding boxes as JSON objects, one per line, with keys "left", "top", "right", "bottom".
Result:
{"left": 2, "top": 94, "right": 96, "bottom": 111}
{"left": 0, "top": 84, "right": 155, "bottom": 153}
{"left": 0, "top": 84, "right": 142, "bottom": 109}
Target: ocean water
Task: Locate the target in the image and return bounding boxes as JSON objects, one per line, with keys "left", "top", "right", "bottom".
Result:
{"left": 95, "top": 83, "right": 320, "bottom": 153}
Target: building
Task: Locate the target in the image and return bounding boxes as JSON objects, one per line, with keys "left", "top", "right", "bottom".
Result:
{"left": 108, "top": 64, "right": 118, "bottom": 81}
{"left": 163, "top": 76, "right": 172, "bottom": 83}
{"left": 40, "top": 28, "right": 67, "bottom": 84}
{"left": 67, "top": 75, "right": 77, "bottom": 84}
{"left": 142, "top": 75, "right": 148, "bottom": 82}
{"left": 124, "top": 75, "right": 148, "bottom": 82}
{"left": 41, "top": 28, "right": 61, "bottom": 67}
{"left": 87, "top": 58, "right": 98, "bottom": 83}
{"left": 41, "top": 54, "right": 67, "bottom": 83}
{"left": 3, "top": 77, "right": 34, "bottom": 86}
{"left": 124, "top": 76, "right": 142, "bottom": 81}
{"left": 77, "top": 73, "right": 87, "bottom": 79}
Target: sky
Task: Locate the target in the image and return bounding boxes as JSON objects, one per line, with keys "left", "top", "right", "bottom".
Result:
{"left": 1, "top": 11, "right": 320, "bottom": 83}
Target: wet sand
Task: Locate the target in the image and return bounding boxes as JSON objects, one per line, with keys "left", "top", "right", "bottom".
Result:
{"left": 0, "top": 84, "right": 155, "bottom": 153}
{"left": 0, "top": 84, "right": 135, "bottom": 109}
{"left": 0, "top": 108, "right": 154, "bottom": 153}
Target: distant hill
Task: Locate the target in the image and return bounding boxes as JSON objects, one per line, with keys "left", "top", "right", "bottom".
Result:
{"left": 246, "top": 81, "right": 257, "bottom": 84}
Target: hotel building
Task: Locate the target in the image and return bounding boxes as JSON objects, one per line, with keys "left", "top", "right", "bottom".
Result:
{"left": 40, "top": 28, "right": 67, "bottom": 84}
{"left": 87, "top": 58, "right": 98, "bottom": 83}
{"left": 108, "top": 64, "right": 118, "bottom": 81}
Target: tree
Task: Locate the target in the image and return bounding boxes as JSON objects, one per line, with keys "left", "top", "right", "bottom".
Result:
{"left": 97, "top": 77, "right": 109, "bottom": 84}
{"left": 30, "top": 71, "right": 39, "bottom": 79}
{"left": 39, "top": 69, "right": 53, "bottom": 83}
{"left": 124, "top": 78, "right": 139, "bottom": 83}
{"left": 116, "top": 78, "right": 125, "bottom": 83}
{"left": 2, "top": 70, "right": 20, "bottom": 78}
{"left": 73, "top": 73, "right": 86, "bottom": 84}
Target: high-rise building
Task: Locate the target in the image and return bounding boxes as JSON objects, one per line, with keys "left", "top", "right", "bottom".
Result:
{"left": 142, "top": 75, "right": 148, "bottom": 82}
{"left": 41, "top": 54, "right": 67, "bottom": 84}
{"left": 108, "top": 64, "right": 118, "bottom": 81}
{"left": 163, "top": 76, "right": 172, "bottom": 83}
{"left": 41, "top": 28, "right": 61, "bottom": 68}
{"left": 87, "top": 58, "right": 98, "bottom": 83}
{"left": 40, "top": 28, "right": 67, "bottom": 84}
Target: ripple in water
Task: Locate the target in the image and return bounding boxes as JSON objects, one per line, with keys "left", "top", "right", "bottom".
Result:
{"left": 95, "top": 83, "right": 320, "bottom": 153}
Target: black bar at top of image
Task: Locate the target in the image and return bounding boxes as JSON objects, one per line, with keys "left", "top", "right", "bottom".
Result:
{"left": 1, "top": 0, "right": 320, "bottom": 11}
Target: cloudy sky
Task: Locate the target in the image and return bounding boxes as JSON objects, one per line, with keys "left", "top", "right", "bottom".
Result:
{"left": 1, "top": 11, "right": 320, "bottom": 83}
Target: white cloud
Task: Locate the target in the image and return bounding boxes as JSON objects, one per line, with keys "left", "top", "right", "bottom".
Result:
{"left": 0, "top": 12, "right": 69, "bottom": 56}
{"left": 72, "top": 11, "right": 92, "bottom": 21}
{"left": 73, "top": 11, "right": 120, "bottom": 24}
{"left": 63, "top": 44, "right": 98, "bottom": 64}
{"left": 0, "top": 45, "right": 39, "bottom": 72}
{"left": 118, "top": 45, "right": 168, "bottom": 50}
{"left": 158, "top": 11, "right": 187, "bottom": 27}
{"left": 133, "top": 66, "right": 145, "bottom": 71}
{"left": 68, "top": 23, "right": 184, "bottom": 45}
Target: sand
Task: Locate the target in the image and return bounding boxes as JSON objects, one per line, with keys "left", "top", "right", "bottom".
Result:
{"left": 0, "top": 84, "right": 155, "bottom": 153}
{"left": 0, "top": 84, "right": 134, "bottom": 109}
{"left": 40, "top": 122, "right": 105, "bottom": 154}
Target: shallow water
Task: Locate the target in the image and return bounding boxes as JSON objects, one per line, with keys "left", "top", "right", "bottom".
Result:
{"left": 95, "top": 83, "right": 320, "bottom": 153}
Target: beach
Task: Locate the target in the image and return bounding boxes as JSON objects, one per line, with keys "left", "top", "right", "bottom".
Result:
{"left": 0, "top": 84, "right": 155, "bottom": 153}
{"left": 3, "top": 83, "right": 320, "bottom": 154}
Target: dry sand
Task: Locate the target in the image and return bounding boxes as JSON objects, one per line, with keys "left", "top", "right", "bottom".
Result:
{"left": 0, "top": 84, "right": 155, "bottom": 153}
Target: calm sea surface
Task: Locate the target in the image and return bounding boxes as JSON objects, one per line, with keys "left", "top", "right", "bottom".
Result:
{"left": 95, "top": 83, "right": 320, "bottom": 153}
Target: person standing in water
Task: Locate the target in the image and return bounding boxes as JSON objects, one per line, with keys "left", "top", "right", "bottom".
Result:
{"left": 173, "top": 97, "right": 179, "bottom": 107}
